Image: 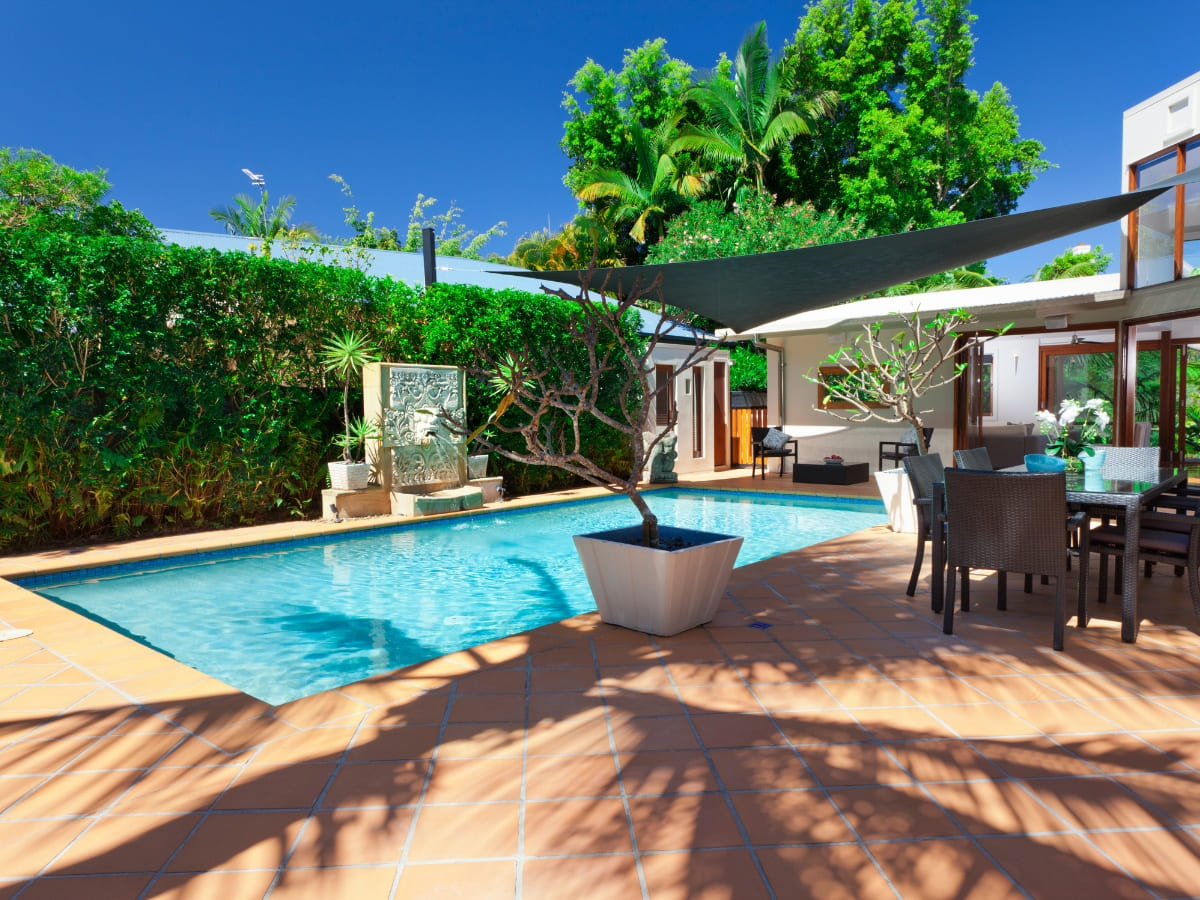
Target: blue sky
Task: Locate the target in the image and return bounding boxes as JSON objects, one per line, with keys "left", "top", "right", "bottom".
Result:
{"left": 9, "top": 1, "right": 1200, "bottom": 283}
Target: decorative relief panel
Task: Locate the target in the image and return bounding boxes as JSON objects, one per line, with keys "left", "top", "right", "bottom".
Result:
{"left": 374, "top": 364, "right": 466, "bottom": 489}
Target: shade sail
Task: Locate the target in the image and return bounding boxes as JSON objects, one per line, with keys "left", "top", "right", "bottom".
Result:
{"left": 495, "top": 168, "right": 1200, "bottom": 334}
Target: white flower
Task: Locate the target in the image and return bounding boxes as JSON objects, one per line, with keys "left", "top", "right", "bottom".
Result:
{"left": 1094, "top": 410, "right": 1110, "bottom": 431}
{"left": 1058, "top": 398, "right": 1081, "bottom": 426}
{"left": 1084, "top": 398, "right": 1106, "bottom": 410}
{"left": 1034, "top": 409, "right": 1058, "bottom": 434}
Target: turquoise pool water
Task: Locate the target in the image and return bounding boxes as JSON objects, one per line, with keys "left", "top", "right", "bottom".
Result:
{"left": 25, "top": 489, "right": 885, "bottom": 705}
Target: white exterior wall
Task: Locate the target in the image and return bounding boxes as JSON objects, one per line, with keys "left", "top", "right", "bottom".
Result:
{"left": 1121, "top": 70, "right": 1200, "bottom": 286}
{"left": 648, "top": 346, "right": 730, "bottom": 476}
{"left": 772, "top": 333, "right": 955, "bottom": 469}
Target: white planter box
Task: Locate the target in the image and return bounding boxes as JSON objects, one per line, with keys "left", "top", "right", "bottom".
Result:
{"left": 574, "top": 526, "right": 743, "bottom": 636}
{"left": 328, "top": 461, "right": 371, "bottom": 491}
{"left": 873, "top": 468, "right": 917, "bottom": 533}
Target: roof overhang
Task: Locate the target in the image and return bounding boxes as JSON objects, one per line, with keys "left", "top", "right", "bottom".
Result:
{"left": 496, "top": 168, "right": 1200, "bottom": 334}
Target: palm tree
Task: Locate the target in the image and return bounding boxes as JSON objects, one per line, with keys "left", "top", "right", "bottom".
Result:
{"left": 883, "top": 266, "right": 1004, "bottom": 295}
{"left": 673, "top": 22, "right": 835, "bottom": 199}
{"left": 209, "top": 191, "right": 318, "bottom": 239}
{"left": 574, "top": 116, "right": 707, "bottom": 247}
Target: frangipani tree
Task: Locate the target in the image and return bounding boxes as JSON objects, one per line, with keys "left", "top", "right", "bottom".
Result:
{"left": 809, "top": 307, "right": 1009, "bottom": 454}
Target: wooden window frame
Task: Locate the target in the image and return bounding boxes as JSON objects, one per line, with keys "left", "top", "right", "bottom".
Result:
{"left": 815, "top": 365, "right": 890, "bottom": 410}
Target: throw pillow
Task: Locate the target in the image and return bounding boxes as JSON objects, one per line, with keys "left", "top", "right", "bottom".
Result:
{"left": 762, "top": 427, "right": 789, "bottom": 450}
{"left": 899, "top": 425, "right": 919, "bottom": 446}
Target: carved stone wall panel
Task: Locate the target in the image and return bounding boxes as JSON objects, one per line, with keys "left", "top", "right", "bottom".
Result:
{"left": 362, "top": 363, "right": 467, "bottom": 491}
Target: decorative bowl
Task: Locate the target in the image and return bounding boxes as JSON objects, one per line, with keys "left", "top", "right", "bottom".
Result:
{"left": 824, "top": 457, "right": 843, "bottom": 465}
{"left": 1024, "top": 453, "right": 1066, "bottom": 472}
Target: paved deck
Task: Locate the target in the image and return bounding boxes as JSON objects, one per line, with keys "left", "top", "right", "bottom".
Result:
{"left": 1, "top": 470, "right": 1199, "bottom": 899}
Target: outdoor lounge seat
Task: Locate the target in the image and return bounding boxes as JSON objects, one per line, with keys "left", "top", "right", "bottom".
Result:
{"left": 751, "top": 426, "right": 797, "bottom": 479}
{"left": 879, "top": 427, "right": 933, "bottom": 470}
{"left": 938, "top": 469, "right": 1089, "bottom": 650}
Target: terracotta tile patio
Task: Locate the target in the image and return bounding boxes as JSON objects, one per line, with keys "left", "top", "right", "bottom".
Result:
{"left": 1, "top": 471, "right": 1199, "bottom": 898}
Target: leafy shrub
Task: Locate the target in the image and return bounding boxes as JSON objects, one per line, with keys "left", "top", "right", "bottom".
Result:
{"left": 0, "top": 230, "right": 630, "bottom": 550}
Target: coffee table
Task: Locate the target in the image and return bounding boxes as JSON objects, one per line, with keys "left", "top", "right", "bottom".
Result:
{"left": 792, "top": 461, "right": 870, "bottom": 485}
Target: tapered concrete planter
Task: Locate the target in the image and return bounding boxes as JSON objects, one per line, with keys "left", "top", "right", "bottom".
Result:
{"left": 873, "top": 468, "right": 916, "bottom": 533}
{"left": 328, "top": 461, "right": 371, "bottom": 491}
{"left": 574, "top": 526, "right": 743, "bottom": 636}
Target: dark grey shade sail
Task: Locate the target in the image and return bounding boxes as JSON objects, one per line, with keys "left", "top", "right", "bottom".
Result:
{"left": 495, "top": 168, "right": 1200, "bottom": 333}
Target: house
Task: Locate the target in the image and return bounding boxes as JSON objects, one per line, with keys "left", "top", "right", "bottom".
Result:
{"left": 159, "top": 229, "right": 732, "bottom": 477}
{"left": 723, "top": 68, "right": 1200, "bottom": 472}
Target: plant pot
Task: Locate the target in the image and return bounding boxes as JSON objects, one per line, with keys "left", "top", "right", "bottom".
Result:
{"left": 328, "top": 461, "right": 371, "bottom": 491}
{"left": 468, "top": 454, "right": 489, "bottom": 480}
{"left": 873, "top": 468, "right": 916, "bottom": 533}
{"left": 573, "top": 525, "right": 743, "bottom": 636}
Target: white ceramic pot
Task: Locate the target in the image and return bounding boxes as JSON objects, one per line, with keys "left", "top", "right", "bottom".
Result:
{"left": 573, "top": 525, "right": 743, "bottom": 636}
{"left": 873, "top": 468, "right": 916, "bottom": 533}
{"left": 328, "top": 461, "right": 371, "bottom": 491}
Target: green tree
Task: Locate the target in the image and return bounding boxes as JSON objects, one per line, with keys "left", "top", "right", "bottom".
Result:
{"left": 209, "top": 191, "right": 319, "bottom": 240}
{"left": 646, "top": 190, "right": 867, "bottom": 264}
{"left": 729, "top": 344, "right": 768, "bottom": 392}
{"left": 0, "top": 147, "right": 157, "bottom": 238}
{"left": 508, "top": 213, "right": 623, "bottom": 271}
{"left": 1033, "top": 244, "right": 1113, "bottom": 280}
{"left": 673, "top": 22, "right": 835, "bottom": 201}
{"left": 575, "top": 116, "right": 707, "bottom": 248}
{"left": 881, "top": 263, "right": 1003, "bottom": 295}
{"left": 781, "top": 0, "right": 1048, "bottom": 234}
{"left": 561, "top": 39, "right": 694, "bottom": 198}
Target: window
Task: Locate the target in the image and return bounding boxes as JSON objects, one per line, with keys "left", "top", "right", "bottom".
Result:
{"left": 980, "top": 355, "right": 994, "bottom": 417}
{"left": 692, "top": 366, "right": 704, "bottom": 458}
{"left": 1134, "top": 151, "right": 1178, "bottom": 288}
{"left": 814, "top": 366, "right": 890, "bottom": 410}
{"left": 1184, "top": 139, "right": 1200, "bottom": 279}
{"left": 654, "top": 364, "right": 674, "bottom": 427}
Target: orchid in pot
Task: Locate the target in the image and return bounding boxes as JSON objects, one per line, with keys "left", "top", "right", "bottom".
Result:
{"left": 1035, "top": 398, "right": 1111, "bottom": 472}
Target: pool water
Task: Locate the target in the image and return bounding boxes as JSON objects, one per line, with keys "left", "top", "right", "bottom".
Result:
{"left": 26, "top": 489, "right": 885, "bottom": 705}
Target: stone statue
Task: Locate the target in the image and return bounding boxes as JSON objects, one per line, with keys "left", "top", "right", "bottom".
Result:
{"left": 649, "top": 433, "right": 679, "bottom": 483}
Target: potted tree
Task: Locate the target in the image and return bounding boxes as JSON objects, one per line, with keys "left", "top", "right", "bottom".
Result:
{"left": 807, "top": 307, "right": 1009, "bottom": 531}
{"left": 321, "top": 330, "right": 380, "bottom": 491}
{"left": 460, "top": 270, "right": 741, "bottom": 636}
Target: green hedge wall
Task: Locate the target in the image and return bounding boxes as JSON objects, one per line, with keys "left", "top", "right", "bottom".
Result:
{"left": 0, "top": 230, "right": 632, "bottom": 551}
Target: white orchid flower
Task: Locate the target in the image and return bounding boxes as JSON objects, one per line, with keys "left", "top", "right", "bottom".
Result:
{"left": 1094, "top": 410, "right": 1110, "bottom": 430}
{"left": 1058, "top": 400, "right": 1081, "bottom": 426}
{"left": 1084, "top": 398, "right": 1106, "bottom": 410}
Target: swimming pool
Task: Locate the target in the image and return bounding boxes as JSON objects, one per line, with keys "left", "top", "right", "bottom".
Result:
{"left": 24, "top": 489, "right": 885, "bottom": 705}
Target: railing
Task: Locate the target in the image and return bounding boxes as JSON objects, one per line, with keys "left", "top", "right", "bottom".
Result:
{"left": 730, "top": 407, "right": 768, "bottom": 465}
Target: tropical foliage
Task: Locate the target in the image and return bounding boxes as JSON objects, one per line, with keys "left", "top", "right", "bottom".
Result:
{"left": 0, "top": 229, "right": 634, "bottom": 551}
{"left": 0, "top": 147, "right": 157, "bottom": 238}
{"left": 1033, "top": 244, "right": 1113, "bottom": 280}
{"left": 673, "top": 22, "right": 834, "bottom": 201}
{"left": 209, "top": 190, "right": 319, "bottom": 240}
{"left": 647, "top": 190, "right": 866, "bottom": 263}
{"left": 330, "top": 175, "right": 507, "bottom": 259}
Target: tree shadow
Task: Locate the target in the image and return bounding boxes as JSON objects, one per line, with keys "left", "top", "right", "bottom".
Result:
{"left": 1, "top": 618, "right": 1198, "bottom": 899}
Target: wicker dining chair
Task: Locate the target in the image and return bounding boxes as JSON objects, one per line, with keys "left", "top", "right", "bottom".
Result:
{"left": 901, "top": 453, "right": 946, "bottom": 607}
{"left": 953, "top": 447, "right": 993, "bottom": 470}
{"left": 939, "top": 469, "right": 1089, "bottom": 650}
{"left": 1086, "top": 511, "right": 1200, "bottom": 619}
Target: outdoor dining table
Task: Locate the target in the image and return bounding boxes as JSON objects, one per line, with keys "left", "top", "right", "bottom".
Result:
{"left": 931, "top": 465, "right": 1188, "bottom": 643}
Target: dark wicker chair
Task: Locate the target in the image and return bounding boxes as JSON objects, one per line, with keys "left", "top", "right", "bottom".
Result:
{"left": 901, "top": 453, "right": 946, "bottom": 608}
{"left": 938, "top": 469, "right": 1089, "bottom": 650}
{"left": 879, "top": 427, "right": 933, "bottom": 470}
{"left": 1086, "top": 511, "right": 1200, "bottom": 619}
{"left": 953, "top": 447, "right": 993, "bottom": 470}
{"left": 750, "top": 426, "right": 798, "bottom": 480}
